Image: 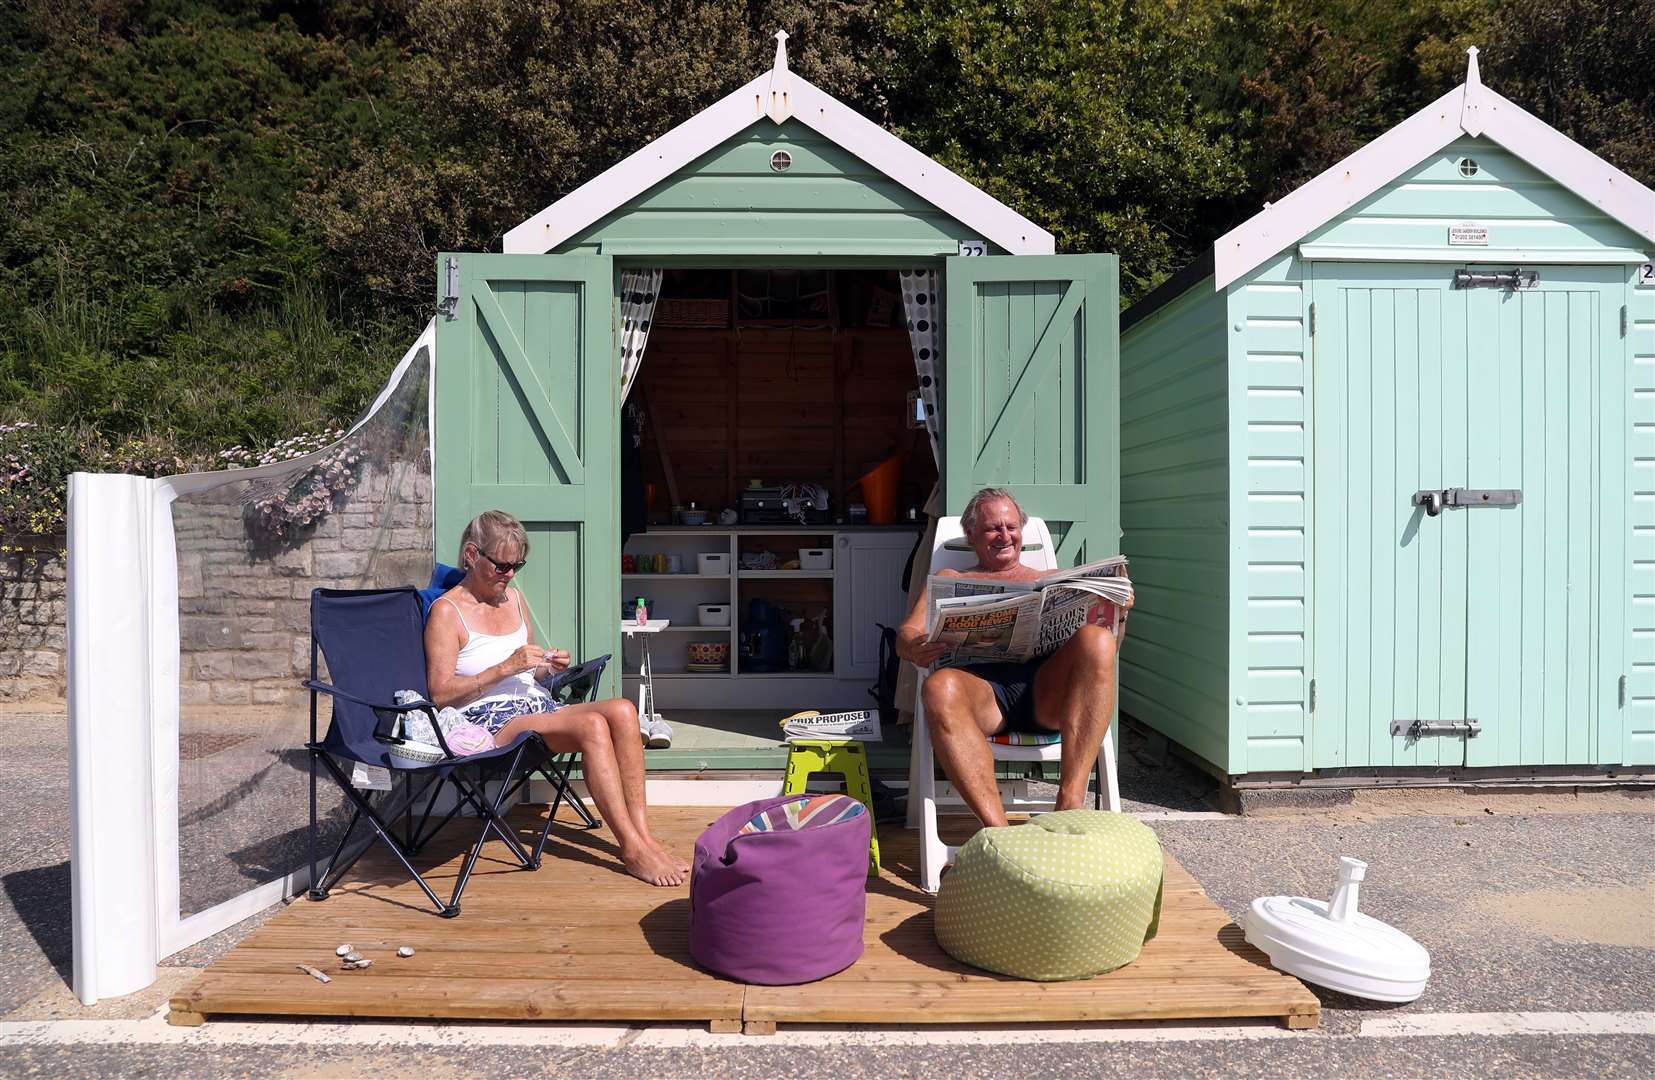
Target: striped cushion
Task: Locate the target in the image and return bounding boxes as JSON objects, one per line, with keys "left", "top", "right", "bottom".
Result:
{"left": 988, "top": 731, "right": 1062, "bottom": 746}
{"left": 738, "top": 793, "right": 866, "bottom": 835}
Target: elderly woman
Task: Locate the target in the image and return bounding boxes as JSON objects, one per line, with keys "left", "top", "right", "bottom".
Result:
{"left": 424, "top": 510, "right": 685, "bottom": 887}
{"left": 896, "top": 487, "right": 1131, "bottom": 832}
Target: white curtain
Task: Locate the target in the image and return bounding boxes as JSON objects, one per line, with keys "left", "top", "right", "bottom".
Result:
{"left": 618, "top": 269, "right": 663, "bottom": 403}
{"left": 899, "top": 269, "right": 941, "bottom": 462}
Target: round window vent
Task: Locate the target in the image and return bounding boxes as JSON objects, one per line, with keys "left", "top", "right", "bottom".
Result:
{"left": 769, "top": 150, "right": 793, "bottom": 173}
{"left": 1459, "top": 158, "right": 1480, "bottom": 177}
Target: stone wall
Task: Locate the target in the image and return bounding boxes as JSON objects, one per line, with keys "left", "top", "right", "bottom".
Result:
{"left": 0, "top": 462, "right": 432, "bottom": 708}
{"left": 0, "top": 547, "right": 66, "bottom": 702}
{"left": 176, "top": 463, "right": 433, "bottom": 709}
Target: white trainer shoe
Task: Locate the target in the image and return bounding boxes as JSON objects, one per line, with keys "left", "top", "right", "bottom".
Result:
{"left": 643, "top": 715, "right": 673, "bottom": 749}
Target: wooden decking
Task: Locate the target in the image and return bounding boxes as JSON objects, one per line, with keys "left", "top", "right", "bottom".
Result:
{"left": 170, "top": 806, "right": 1319, "bottom": 1031}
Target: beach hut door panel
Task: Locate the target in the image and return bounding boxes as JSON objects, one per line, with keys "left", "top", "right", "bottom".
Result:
{"left": 1311, "top": 265, "right": 1620, "bottom": 769}
{"left": 942, "top": 254, "right": 1119, "bottom": 565}
{"left": 433, "top": 254, "right": 620, "bottom": 695}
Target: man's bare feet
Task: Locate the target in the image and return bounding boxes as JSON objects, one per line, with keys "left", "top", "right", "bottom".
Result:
{"left": 622, "top": 845, "right": 684, "bottom": 887}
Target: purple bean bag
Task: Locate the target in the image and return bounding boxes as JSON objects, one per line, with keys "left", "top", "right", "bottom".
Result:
{"left": 689, "top": 794, "right": 871, "bottom": 984}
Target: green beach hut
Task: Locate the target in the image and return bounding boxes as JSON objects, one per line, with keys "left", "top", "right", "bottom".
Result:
{"left": 1119, "top": 50, "right": 1655, "bottom": 786}
{"left": 430, "top": 35, "right": 1119, "bottom": 775}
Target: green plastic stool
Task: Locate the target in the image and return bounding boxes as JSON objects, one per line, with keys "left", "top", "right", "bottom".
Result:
{"left": 782, "top": 739, "right": 880, "bottom": 875}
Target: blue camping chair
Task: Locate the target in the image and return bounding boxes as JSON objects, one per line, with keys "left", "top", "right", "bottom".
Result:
{"left": 304, "top": 586, "right": 604, "bottom": 916}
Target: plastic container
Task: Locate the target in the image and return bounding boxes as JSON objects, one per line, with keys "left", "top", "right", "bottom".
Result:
{"left": 856, "top": 454, "right": 902, "bottom": 525}
{"left": 697, "top": 603, "right": 730, "bottom": 626}
{"left": 799, "top": 548, "right": 832, "bottom": 570}
{"left": 1242, "top": 857, "right": 1431, "bottom": 1003}
{"left": 697, "top": 552, "right": 730, "bottom": 576}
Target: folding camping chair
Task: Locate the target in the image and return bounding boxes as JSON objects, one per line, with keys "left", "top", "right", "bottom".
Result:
{"left": 305, "top": 586, "right": 555, "bottom": 917}
{"left": 904, "top": 516, "right": 1122, "bottom": 893}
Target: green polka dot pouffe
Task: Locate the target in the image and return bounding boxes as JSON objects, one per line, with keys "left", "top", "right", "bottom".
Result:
{"left": 934, "top": 810, "right": 1164, "bottom": 981}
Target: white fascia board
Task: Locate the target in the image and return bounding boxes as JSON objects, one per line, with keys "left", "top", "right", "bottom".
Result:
{"left": 1214, "top": 81, "right": 1655, "bottom": 290}
{"left": 503, "top": 74, "right": 1054, "bottom": 257}
{"left": 787, "top": 79, "right": 1054, "bottom": 255}
{"left": 1477, "top": 90, "right": 1655, "bottom": 245}
{"left": 1214, "top": 86, "right": 1467, "bottom": 289}
{"left": 503, "top": 73, "right": 773, "bottom": 254}
{"left": 1299, "top": 244, "right": 1650, "bottom": 264}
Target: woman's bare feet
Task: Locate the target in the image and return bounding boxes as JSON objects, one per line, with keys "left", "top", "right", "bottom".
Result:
{"left": 650, "top": 838, "right": 690, "bottom": 874}
{"left": 622, "top": 845, "right": 684, "bottom": 887}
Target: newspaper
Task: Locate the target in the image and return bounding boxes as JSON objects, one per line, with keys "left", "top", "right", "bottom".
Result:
{"left": 924, "top": 556, "right": 1131, "bottom": 667}
{"left": 779, "top": 709, "right": 883, "bottom": 743}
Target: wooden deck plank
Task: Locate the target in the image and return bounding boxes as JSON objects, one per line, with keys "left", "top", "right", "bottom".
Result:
{"left": 173, "top": 806, "right": 1320, "bottom": 1029}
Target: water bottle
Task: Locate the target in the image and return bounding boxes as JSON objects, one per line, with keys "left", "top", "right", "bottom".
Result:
{"left": 635, "top": 596, "right": 648, "bottom": 626}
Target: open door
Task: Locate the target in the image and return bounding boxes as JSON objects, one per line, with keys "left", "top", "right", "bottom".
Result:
{"left": 942, "top": 255, "right": 1120, "bottom": 565}
{"left": 434, "top": 254, "right": 619, "bottom": 692}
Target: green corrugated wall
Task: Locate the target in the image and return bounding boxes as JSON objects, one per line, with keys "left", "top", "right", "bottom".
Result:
{"left": 1119, "top": 281, "right": 1232, "bottom": 770}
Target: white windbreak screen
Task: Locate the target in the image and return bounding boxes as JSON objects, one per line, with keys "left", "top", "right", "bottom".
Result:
{"left": 168, "top": 333, "right": 433, "bottom": 920}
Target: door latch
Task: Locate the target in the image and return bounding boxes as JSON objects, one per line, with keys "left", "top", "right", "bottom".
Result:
{"left": 1412, "top": 488, "right": 1522, "bottom": 516}
{"left": 1391, "top": 719, "right": 1481, "bottom": 738}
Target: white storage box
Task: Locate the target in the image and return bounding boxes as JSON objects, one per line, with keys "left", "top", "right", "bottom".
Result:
{"left": 697, "top": 552, "right": 730, "bottom": 576}
{"left": 799, "top": 548, "right": 832, "bottom": 571}
{"left": 697, "top": 603, "right": 731, "bottom": 627}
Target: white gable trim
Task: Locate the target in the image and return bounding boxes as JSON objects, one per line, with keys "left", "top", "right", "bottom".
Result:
{"left": 502, "top": 69, "right": 1054, "bottom": 256}
{"left": 1213, "top": 75, "right": 1655, "bottom": 290}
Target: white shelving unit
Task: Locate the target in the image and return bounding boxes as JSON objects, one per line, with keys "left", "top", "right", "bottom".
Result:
{"left": 620, "top": 526, "right": 917, "bottom": 709}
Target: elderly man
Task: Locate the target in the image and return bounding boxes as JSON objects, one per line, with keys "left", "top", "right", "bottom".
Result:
{"left": 895, "top": 487, "right": 1128, "bottom": 828}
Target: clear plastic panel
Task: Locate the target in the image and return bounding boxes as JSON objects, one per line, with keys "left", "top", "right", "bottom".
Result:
{"left": 172, "top": 346, "right": 432, "bottom": 918}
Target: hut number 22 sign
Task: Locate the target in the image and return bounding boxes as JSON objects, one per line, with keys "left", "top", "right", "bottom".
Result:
{"left": 1640, "top": 262, "right": 1654, "bottom": 287}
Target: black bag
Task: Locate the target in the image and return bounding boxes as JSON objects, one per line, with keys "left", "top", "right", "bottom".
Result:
{"left": 868, "top": 622, "right": 901, "bottom": 716}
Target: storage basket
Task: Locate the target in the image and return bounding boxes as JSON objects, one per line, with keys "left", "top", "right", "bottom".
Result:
{"left": 799, "top": 548, "right": 832, "bottom": 571}
{"left": 697, "top": 603, "right": 731, "bottom": 626}
{"left": 656, "top": 298, "right": 730, "bottom": 328}
{"left": 697, "top": 552, "right": 730, "bottom": 576}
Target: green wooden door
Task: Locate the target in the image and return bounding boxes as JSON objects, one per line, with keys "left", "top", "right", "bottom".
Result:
{"left": 1312, "top": 263, "right": 1622, "bottom": 768}
{"left": 1312, "top": 265, "right": 1470, "bottom": 768}
{"left": 943, "top": 255, "right": 1120, "bottom": 565}
{"left": 433, "top": 254, "right": 619, "bottom": 693}
{"left": 1463, "top": 266, "right": 1625, "bottom": 767}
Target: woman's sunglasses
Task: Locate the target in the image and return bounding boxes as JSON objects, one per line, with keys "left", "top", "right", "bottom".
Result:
{"left": 478, "top": 549, "right": 527, "bottom": 575}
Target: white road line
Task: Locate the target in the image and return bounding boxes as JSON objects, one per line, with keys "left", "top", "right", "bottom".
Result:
{"left": 0, "top": 1012, "right": 1649, "bottom": 1049}
{"left": 1361, "top": 1012, "right": 1655, "bottom": 1039}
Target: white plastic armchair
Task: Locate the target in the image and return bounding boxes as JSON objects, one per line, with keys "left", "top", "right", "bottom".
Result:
{"left": 903, "top": 515, "right": 1122, "bottom": 893}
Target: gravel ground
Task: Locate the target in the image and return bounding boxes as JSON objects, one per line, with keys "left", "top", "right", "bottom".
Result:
{"left": 3, "top": 702, "right": 1651, "bottom": 1078}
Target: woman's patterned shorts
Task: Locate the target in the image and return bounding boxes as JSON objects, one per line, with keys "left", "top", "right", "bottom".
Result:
{"left": 462, "top": 694, "right": 561, "bottom": 735}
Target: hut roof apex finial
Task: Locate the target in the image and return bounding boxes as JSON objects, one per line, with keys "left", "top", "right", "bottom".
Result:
{"left": 766, "top": 30, "right": 794, "bottom": 122}
{"left": 1466, "top": 45, "right": 1481, "bottom": 88}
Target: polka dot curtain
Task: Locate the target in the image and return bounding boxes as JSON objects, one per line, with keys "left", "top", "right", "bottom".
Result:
{"left": 900, "top": 270, "right": 941, "bottom": 463}
{"left": 618, "top": 268, "right": 663, "bottom": 404}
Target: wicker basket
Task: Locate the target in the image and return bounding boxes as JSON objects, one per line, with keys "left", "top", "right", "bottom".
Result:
{"left": 656, "top": 298, "right": 730, "bottom": 328}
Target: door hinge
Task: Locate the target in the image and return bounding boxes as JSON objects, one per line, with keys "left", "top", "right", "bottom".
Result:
{"left": 1308, "top": 302, "right": 1316, "bottom": 337}
{"left": 1308, "top": 678, "right": 1317, "bottom": 713}
{"left": 1621, "top": 305, "right": 1629, "bottom": 338}
{"left": 438, "top": 256, "right": 460, "bottom": 322}
{"left": 1391, "top": 718, "right": 1481, "bottom": 738}
{"left": 1621, "top": 674, "right": 1630, "bottom": 708}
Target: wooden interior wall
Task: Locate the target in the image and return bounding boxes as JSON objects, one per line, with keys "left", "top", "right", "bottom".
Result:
{"left": 635, "top": 326, "right": 932, "bottom": 518}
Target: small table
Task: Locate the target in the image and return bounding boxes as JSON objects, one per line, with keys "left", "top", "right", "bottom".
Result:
{"left": 621, "top": 618, "right": 669, "bottom": 726}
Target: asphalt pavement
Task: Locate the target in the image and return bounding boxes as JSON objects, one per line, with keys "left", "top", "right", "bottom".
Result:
{"left": 2, "top": 702, "right": 1651, "bottom": 1078}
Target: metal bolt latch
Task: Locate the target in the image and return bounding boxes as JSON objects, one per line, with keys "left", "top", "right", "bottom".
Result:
{"left": 1413, "top": 488, "right": 1522, "bottom": 517}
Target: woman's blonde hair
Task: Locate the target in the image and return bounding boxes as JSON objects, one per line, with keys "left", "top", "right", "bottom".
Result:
{"left": 459, "top": 510, "right": 529, "bottom": 570}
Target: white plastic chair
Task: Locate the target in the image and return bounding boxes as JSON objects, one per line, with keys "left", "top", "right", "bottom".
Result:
{"left": 904, "top": 515, "right": 1121, "bottom": 893}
